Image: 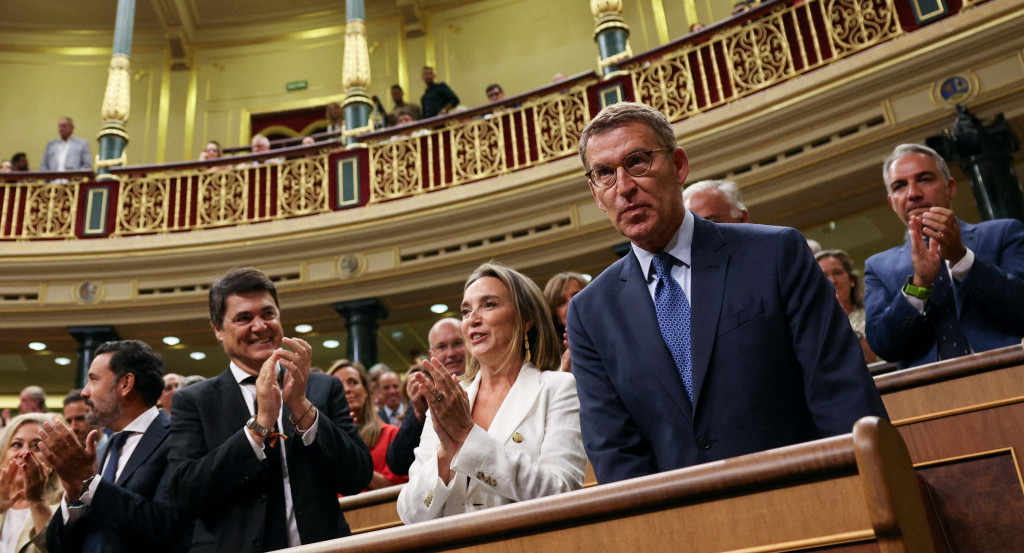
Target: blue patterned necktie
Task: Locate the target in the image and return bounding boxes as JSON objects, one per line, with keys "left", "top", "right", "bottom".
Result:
{"left": 651, "top": 252, "right": 695, "bottom": 405}
{"left": 931, "top": 266, "right": 971, "bottom": 359}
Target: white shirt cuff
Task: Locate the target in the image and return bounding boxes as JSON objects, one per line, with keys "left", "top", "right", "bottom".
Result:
{"left": 950, "top": 247, "right": 974, "bottom": 281}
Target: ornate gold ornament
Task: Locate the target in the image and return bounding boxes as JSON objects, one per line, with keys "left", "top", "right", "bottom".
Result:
{"left": 342, "top": 19, "right": 371, "bottom": 90}
{"left": 101, "top": 54, "right": 131, "bottom": 122}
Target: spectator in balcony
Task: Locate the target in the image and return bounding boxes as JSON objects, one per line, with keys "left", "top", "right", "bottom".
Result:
{"left": 325, "top": 102, "right": 344, "bottom": 134}
{"left": 240, "top": 134, "right": 282, "bottom": 166}
{"left": 420, "top": 66, "right": 460, "bottom": 119}
{"left": 199, "top": 141, "right": 230, "bottom": 172}
{"left": 397, "top": 262, "right": 585, "bottom": 522}
{"left": 375, "top": 85, "right": 422, "bottom": 127}
{"left": 544, "top": 272, "right": 588, "bottom": 372}
{"left": 570, "top": 102, "right": 886, "bottom": 484}
{"left": 485, "top": 84, "right": 505, "bottom": 103}
{"left": 0, "top": 160, "right": 11, "bottom": 173}
{"left": 864, "top": 143, "right": 1024, "bottom": 368}
{"left": 40, "top": 117, "right": 91, "bottom": 172}
{"left": 328, "top": 360, "right": 407, "bottom": 489}
{"left": 816, "top": 250, "right": 879, "bottom": 364}
{"left": 683, "top": 179, "right": 750, "bottom": 224}
{"left": 11, "top": 153, "right": 29, "bottom": 172}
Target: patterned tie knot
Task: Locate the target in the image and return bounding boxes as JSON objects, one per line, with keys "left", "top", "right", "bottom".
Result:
{"left": 651, "top": 252, "right": 676, "bottom": 279}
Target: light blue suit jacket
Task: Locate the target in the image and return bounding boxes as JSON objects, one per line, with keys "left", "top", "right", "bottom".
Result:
{"left": 40, "top": 136, "right": 91, "bottom": 171}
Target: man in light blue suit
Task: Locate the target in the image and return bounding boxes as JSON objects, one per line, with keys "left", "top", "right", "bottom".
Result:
{"left": 567, "top": 102, "right": 887, "bottom": 484}
{"left": 864, "top": 143, "right": 1024, "bottom": 368}
{"left": 40, "top": 117, "right": 91, "bottom": 172}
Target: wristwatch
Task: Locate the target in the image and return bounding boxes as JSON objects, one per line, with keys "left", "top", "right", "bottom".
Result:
{"left": 81, "top": 473, "right": 98, "bottom": 495}
{"left": 903, "top": 278, "right": 933, "bottom": 300}
{"left": 246, "top": 416, "right": 274, "bottom": 438}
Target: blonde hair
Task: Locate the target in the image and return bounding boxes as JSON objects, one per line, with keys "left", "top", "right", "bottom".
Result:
{"left": 0, "top": 413, "right": 64, "bottom": 505}
{"left": 461, "top": 262, "right": 561, "bottom": 382}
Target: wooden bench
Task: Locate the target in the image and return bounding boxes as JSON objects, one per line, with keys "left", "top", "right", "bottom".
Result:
{"left": 315, "top": 417, "right": 942, "bottom": 553}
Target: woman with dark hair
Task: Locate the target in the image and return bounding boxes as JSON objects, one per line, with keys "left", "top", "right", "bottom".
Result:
{"left": 0, "top": 413, "right": 62, "bottom": 553}
{"left": 816, "top": 249, "right": 879, "bottom": 363}
{"left": 542, "top": 272, "right": 588, "bottom": 371}
{"left": 398, "top": 262, "right": 586, "bottom": 522}
{"left": 328, "top": 360, "right": 407, "bottom": 489}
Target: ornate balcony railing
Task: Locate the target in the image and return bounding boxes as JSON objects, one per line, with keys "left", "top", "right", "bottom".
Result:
{"left": 0, "top": 0, "right": 984, "bottom": 241}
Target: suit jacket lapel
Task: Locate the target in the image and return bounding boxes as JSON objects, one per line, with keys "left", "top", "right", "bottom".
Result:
{"left": 217, "top": 369, "right": 252, "bottom": 432}
{"left": 690, "top": 218, "right": 729, "bottom": 409}
{"left": 116, "top": 410, "right": 170, "bottom": 486}
{"left": 619, "top": 251, "right": 694, "bottom": 422}
{"left": 483, "top": 365, "right": 541, "bottom": 446}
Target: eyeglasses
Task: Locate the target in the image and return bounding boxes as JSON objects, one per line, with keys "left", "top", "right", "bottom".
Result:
{"left": 585, "top": 147, "right": 673, "bottom": 188}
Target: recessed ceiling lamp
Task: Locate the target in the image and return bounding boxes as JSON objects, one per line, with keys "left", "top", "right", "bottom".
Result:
{"left": 29, "top": 342, "right": 46, "bottom": 351}
{"left": 295, "top": 324, "right": 313, "bottom": 333}
{"left": 323, "top": 340, "right": 340, "bottom": 349}
{"left": 163, "top": 336, "right": 181, "bottom": 346}
{"left": 430, "top": 303, "right": 448, "bottom": 314}
{"left": 55, "top": 357, "right": 71, "bottom": 366}
{"left": 190, "top": 352, "right": 207, "bottom": 360}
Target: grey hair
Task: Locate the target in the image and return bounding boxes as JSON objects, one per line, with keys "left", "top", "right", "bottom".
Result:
{"left": 682, "top": 179, "right": 747, "bottom": 218}
{"left": 882, "top": 143, "right": 952, "bottom": 193}
{"left": 578, "top": 102, "right": 677, "bottom": 170}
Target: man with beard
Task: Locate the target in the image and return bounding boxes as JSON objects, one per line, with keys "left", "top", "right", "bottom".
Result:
{"left": 39, "top": 340, "right": 186, "bottom": 553}
{"left": 386, "top": 317, "right": 467, "bottom": 476}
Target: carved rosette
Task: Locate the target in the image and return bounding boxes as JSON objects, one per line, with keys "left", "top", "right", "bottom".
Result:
{"left": 343, "top": 19, "right": 371, "bottom": 91}
{"left": 535, "top": 93, "right": 587, "bottom": 159}
{"left": 634, "top": 53, "right": 699, "bottom": 121}
{"left": 24, "top": 183, "right": 76, "bottom": 237}
{"left": 117, "top": 178, "right": 167, "bottom": 234}
{"left": 452, "top": 120, "right": 502, "bottom": 183}
{"left": 101, "top": 54, "right": 131, "bottom": 123}
{"left": 278, "top": 156, "right": 328, "bottom": 216}
{"left": 727, "top": 16, "right": 792, "bottom": 92}
{"left": 827, "top": 0, "right": 900, "bottom": 51}
{"left": 198, "top": 170, "right": 247, "bottom": 227}
{"left": 371, "top": 138, "right": 422, "bottom": 200}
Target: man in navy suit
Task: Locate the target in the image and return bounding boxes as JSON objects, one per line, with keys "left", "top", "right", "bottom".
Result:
{"left": 168, "top": 267, "right": 372, "bottom": 552}
{"left": 40, "top": 117, "right": 91, "bottom": 172}
{"left": 864, "top": 143, "right": 1024, "bottom": 368}
{"left": 567, "top": 102, "right": 887, "bottom": 484}
{"left": 40, "top": 340, "right": 185, "bottom": 553}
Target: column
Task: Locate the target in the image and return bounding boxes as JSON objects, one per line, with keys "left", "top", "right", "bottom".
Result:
{"left": 69, "top": 326, "right": 121, "bottom": 389}
{"left": 342, "top": 0, "right": 374, "bottom": 146}
{"left": 591, "top": 0, "right": 632, "bottom": 76}
{"left": 928, "top": 104, "right": 1024, "bottom": 222}
{"left": 334, "top": 299, "right": 388, "bottom": 368}
{"left": 95, "top": 0, "right": 136, "bottom": 179}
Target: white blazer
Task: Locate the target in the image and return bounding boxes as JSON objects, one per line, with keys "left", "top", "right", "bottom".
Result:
{"left": 397, "top": 364, "right": 586, "bottom": 523}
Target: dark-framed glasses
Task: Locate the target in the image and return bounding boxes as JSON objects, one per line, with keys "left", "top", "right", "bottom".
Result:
{"left": 585, "top": 147, "right": 673, "bottom": 188}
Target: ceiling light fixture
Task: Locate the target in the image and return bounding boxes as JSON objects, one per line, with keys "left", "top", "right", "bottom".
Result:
{"left": 28, "top": 342, "right": 46, "bottom": 351}
{"left": 430, "top": 303, "right": 448, "bottom": 314}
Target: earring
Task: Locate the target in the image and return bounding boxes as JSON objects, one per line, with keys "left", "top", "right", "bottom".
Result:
{"left": 524, "top": 334, "right": 531, "bottom": 364}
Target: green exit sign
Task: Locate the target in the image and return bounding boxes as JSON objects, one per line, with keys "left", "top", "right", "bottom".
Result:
{"left": 286, "top": 80, "right": 308, "bottom": 92}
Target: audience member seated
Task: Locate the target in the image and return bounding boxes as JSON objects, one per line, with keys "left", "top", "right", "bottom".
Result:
{"left": 865, "top": 143, "right": 1024, "bottom": 368}
{"left": 40, "top": 117, "right": 91, "bottom": 172}
{"left": 325, "top": 102, "right": 344, "bottom": 134}
{"left": 0, "top": 413, "right": 62, "bottom": 553}
{"left": 0, "top": 161, "right": 10, "bottom": 173}
{"left": 238, "top": 134, "right": 283, "bottom": 166}
{"left": 177, "top": 375, "right": 205, "bottom": 390}
{"left": 159, "top": 374, "right": 181, "bottom": 412}
{"left": 60, "top": 390, "right": 97, "bottom": 447}
{"left": 816, "top": 250, "right": 879, "bottom": 363}
{"left": 543, "top": 272, "right": 588, "bottom": 372}
{"left": 199, "top": 142, "right": 230, "bottom": 172}
{"left": 18, "top": 388, "right": 46, "bottom": 415}
{"left": 328, "top": 360, "right": 407, "bottom": 490}
{"left": 375, "top": 85, "right": 422, "bottom": 127}
{"left": 376, "top": 371, "right": 407, "bottom": 426}
{"left": 420, "top": 66, "right": 460, "bottom": 119}
{"left": 386, "top": 318, "right": 466, "bottom": 477}
{"left": 683, "top": 179, "right": 750, "bottom": 223}
{"left": 485, "top": 84, "right": 505, "bottom": 103}
{"left": 11, "top": 153, "right": 28, "bottom": 172}
{"left": 397, "top": 262, "right": 586, "bottom": 523}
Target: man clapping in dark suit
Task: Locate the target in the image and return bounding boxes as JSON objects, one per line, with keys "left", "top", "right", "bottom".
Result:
{"left": 40, "top": 340, "right": 185, "bottom": 553}
{"left": 167, "top": 267, "right": 372, "bottom": 552}
{"left": 567, "top": 102, "right": 887, "bottom": 484}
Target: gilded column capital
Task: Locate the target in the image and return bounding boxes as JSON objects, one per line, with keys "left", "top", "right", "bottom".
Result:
{"left": 100, "top": 54, "right": 131, "bottom": 123}
{"left": 591, "top": 0, "right": 623, "bottom": 18}
{"left": 342, "top": 18, "right": 372, "bottom": 90}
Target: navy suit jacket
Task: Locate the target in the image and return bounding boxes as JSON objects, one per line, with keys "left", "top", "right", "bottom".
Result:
{"left": 568, "top": 216, "right": 888, "bottom": 484}
{"left": 46, "top": 409, "right": 186, "bottom": 553}
{"left": 40, "top": 136, "right": 91, "bottom": 171}
{"left": 864, "top": 218, "right": 1024, "bottom": 368}
{"left": 167, "top": 370, "right": 372, "bottom": 553}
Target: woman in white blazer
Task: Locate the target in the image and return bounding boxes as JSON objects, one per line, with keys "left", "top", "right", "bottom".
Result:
{"left": 398, "top": 262, "right": 587, "bottom": 523}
